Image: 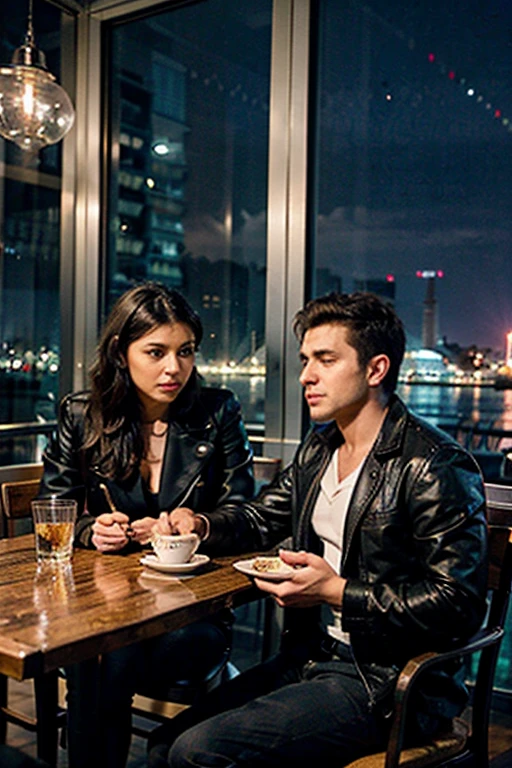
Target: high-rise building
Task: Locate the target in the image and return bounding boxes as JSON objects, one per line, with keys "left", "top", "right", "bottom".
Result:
{"left": 354, "top": 274, "right": 395, "bottom": 304}
{"left": 416, "top": 270, "right": 444, "bottom": 350}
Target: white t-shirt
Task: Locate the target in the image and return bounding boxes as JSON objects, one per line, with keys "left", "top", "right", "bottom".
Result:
{"left": 312, "top": 448, "right": 363, "bottom": 647}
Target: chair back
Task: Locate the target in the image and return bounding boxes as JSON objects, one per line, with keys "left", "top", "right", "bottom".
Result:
{"left": 0, "top": 463, "right": 43, "bottom": 538}
{"left": 253, "top": 456, "right": 281, "bottom": 492}
{"left": 0, "top": 463, "right": 66, "bottom": 765}
{"left": 341, "top": 485, "right": 512, "bottom": 768}
{"left": 469, "top": 483, "right": 512, "bottom": 765}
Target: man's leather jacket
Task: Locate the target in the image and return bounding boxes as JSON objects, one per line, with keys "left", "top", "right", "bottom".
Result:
{"left": 39, "top": 382, "right": 254, "bottom": 549}
{"left": 207, "top": 395, "right": 488, "bottom": 718}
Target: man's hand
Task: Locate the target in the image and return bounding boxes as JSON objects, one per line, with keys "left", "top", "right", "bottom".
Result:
{"left": 92, "top": 511, "right": 131, "bottom": 553}
{"left": 255, "top": 550, "right": 346, "bottom": 609}
{"left": 152, "top": 508, "right": 207, "bottom": 539}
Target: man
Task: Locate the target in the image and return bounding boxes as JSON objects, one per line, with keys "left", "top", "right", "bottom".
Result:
{"left": 149, "top": 292, "right": 488, "bottom": 768}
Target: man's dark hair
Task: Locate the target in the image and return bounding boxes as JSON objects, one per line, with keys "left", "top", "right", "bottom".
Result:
{"left": 292, "top": 292, "right": 406, "bottom": 395}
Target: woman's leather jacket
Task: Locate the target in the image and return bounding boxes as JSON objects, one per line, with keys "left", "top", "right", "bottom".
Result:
{"left": 39, "top": 383, "right": 254, "bottom": 549}
{"left": 206, "top": 395, "right": 488, "bottom": 717}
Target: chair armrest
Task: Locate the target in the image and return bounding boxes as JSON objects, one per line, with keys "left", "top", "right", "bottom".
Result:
{"left": 384, "top": 626, "right": 504, "bottom": 768}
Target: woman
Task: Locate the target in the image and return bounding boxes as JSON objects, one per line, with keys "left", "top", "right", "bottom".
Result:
{"left": 39, "top": 282, "right": 254, "bottom": 768}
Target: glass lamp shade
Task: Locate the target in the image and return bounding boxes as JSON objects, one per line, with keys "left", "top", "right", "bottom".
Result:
{"left": 0, "top": 64, "right": 75, "bottom": 152}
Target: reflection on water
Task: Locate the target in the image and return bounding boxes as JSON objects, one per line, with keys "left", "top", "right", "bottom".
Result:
{"left": 209, "top": 374, "right": 512, "bottom": 433}
{"left": 207, "top": 374, "right": 266, "bottom": 426}
{"left": 5, "top": 375, "right": 512, "bottom": 465}
{"left": 398, "top": 383, "right": 512, "bottom": 431}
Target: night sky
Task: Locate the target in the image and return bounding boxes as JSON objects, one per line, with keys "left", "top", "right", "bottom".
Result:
{"left": 119, "top": 0, "right": 511, "bottom": 352}
{"left": 314, "top": 0, "right": 512, "bottom": 351}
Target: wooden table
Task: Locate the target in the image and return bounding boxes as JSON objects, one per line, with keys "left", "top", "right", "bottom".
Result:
{"left": 0, "top": 535, "right": 256, "bottom": 679}
{"left": 0, "top": 535, "right": 257, "bottom": 764}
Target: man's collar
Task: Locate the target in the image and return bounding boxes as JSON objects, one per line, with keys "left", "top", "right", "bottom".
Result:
{"left": 310, "top": 394, "right": 408, "bottom": 456}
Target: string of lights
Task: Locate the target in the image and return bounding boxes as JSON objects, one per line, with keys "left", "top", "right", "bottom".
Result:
{"left": 186, "top": 47, "right": 510, "bottom": 136}
{"left": 426, "top": 51, "right": 511, "bottom": 135}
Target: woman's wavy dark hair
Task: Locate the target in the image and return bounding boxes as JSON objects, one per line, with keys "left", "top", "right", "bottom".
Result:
{"left": 83, "top": 282, "right": 203, "bottom": 480}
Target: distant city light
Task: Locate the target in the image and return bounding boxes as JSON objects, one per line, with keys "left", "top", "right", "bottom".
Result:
{"left": 506, "top": 332, "right": 512, "bottom": 368}
{"left": 424, "top": 47, "right": 509, "bottom": 134}
{"left": 416, "top": 270, "right": 444, "bottom": 279}
{"left": 153, "top": 142, "right": 170, "bottom": 156}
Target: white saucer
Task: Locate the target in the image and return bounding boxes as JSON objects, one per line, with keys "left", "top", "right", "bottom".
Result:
{"left": 233, "top": 558, "right": 296, "bottom": 582}
{"left": 140, "top": 553, "right": 210, "bottom": 574}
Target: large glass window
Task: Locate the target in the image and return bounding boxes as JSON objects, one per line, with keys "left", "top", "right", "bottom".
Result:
{"left": 0, "top": 1, "right": 73, "bottom": 462}
{"left": 314, "top": 0, "right": 511, "bottom": 432}
{"left": 314, "top": 0, "right": 512, "bottom": 695}
{"left": 107, "top": 0, "right": 272, "bottom": 431}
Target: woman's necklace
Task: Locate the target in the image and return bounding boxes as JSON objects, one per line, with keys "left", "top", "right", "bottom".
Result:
{"left": 150, "top": 423, "right": 169, "bottom": 438}
{"left": 143, "top": 419, "right": 169, "bottom": 438}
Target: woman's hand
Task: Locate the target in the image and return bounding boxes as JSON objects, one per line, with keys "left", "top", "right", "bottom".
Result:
{"left": 91, "top": 511, "right": 131, "bottom": 553}
{"left": 130, "top": 517, "right": 158, "bottom": 545}
{"left": 152, "top": 511, "right": 174, "bottom": 536}
{"left": 152, "top": 508, "right": 207, "bottom": 538}
{"left": 254, "top": 550, "right": 346, "bottom": 609}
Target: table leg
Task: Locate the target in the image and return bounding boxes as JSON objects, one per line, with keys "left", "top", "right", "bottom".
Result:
{"left": 34, "top": 670, "right": 59, "bottom": 766}
{"left": 0, "top": 674, "right": 8, "bottom": 743}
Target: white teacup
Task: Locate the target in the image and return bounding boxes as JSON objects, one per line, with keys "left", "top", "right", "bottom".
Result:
{"left": 151, "top": 533, "right": 200, "bottom": 564}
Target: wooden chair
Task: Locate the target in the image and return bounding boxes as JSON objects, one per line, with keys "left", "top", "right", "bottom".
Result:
{"left": 253, "top": 455, "right": 282, "bottom": 491}
{"left": 0, "top": 464, "right": 66, "bottom": 766}
{"left": 0, "top": 463, "right": 43, "bottom": 537}
{"left": 344, "top": 482, "right": 512, "bottom": 768}
{"left": 1, "top": 477, "right": 42, "bottom": 537}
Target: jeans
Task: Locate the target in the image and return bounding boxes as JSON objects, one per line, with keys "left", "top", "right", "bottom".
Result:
{"left": 66, "top": 619, "right": 231, "bottom": 768}
{"left": 148, "top": 643, "right": 391, "bottom": 768}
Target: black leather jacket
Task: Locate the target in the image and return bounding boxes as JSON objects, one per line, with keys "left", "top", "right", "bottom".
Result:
{"left": 206, "top": 395, "right": 488, "bottom": 717}
{"left": 39, "top": 383, "right": 254, "bottom": 549}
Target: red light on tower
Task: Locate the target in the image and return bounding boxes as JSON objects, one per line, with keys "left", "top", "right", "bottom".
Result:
{"left": 417, "top": 270, "right": 444, "bottom": 280}
{"left": 386, "top": 274, "right": 395, "bottom": 283}
{"left": 428, "top": 53, "right": 435, "bottom": 63}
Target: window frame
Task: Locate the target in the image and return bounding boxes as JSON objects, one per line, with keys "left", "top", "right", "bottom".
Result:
{"left": 65, "top": 0, "right": 312, "bottom": 461}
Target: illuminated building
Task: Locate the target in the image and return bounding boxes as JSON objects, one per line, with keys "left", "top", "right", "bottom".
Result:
{"left": 416, "top": 270, "right": 444, "bottom": 350}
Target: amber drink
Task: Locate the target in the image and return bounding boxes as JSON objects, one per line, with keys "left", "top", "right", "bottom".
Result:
{"left": 31, "top": 499, "right": 77, "bottom": 563}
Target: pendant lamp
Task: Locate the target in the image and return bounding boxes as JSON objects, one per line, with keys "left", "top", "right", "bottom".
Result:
{"left": 0, "top": 0, "right": 75, "bottom": 151}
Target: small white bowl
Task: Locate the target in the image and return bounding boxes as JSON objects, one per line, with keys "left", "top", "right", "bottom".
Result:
{"left": 151, "top": 533, "right": 200, "bottom": 564}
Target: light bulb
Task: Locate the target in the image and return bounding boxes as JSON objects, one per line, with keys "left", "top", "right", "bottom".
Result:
{"left": 0, "top": 0, "right": 75, "bottom": 154}
{"left": 0, "top": 64, "right": 75, "bottom": 151}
